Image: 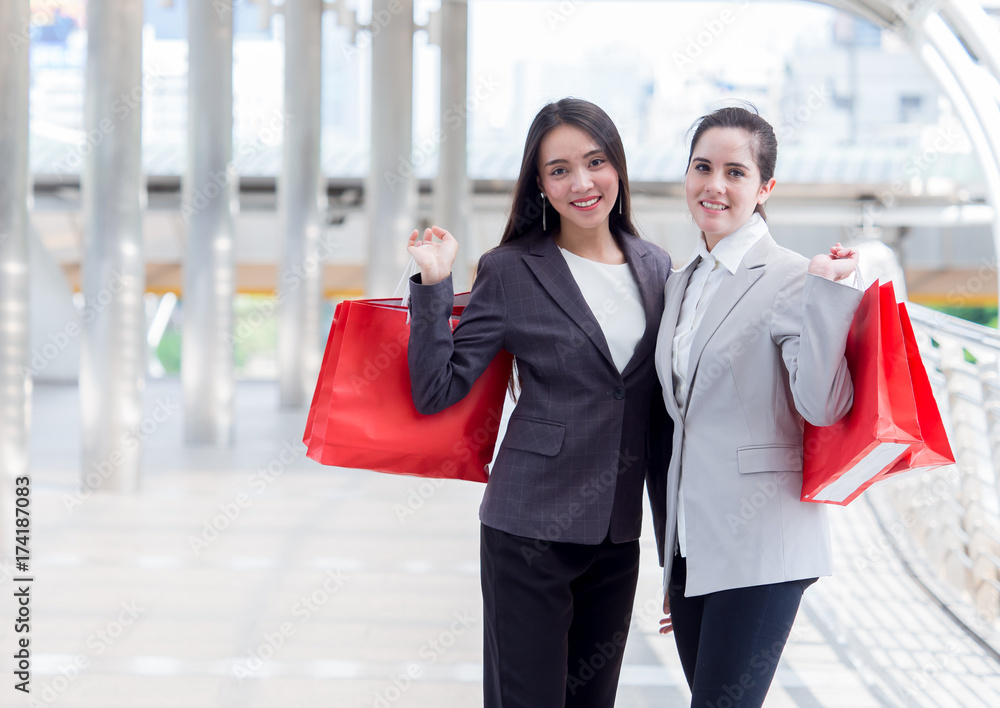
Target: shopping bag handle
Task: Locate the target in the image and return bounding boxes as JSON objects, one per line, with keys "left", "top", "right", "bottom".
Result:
{"left": 393, "top": 257, "right": 420, "bottom": 310}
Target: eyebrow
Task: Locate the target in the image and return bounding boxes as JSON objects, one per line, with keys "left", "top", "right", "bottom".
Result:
{"left": 692, "top": 156, "right": 749, "bottom": 170}
{"left": 544, "top": 149, "right": 605, "bottom": 167}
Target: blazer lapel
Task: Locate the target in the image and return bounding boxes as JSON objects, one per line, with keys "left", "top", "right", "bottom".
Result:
{"left": 620, "top": 236, "right": 660, "bottom": 378}
{"left": 660, "top": 257, "right": 698, "bottom": 349}
{"left": 522, "top": 234, "right": 616, "bottom": 370}
{"left": 658, "top": 258, "right": 698, "bottom": 421}
{"left": 683, "top": 233, "right": 774, "bottom": 413}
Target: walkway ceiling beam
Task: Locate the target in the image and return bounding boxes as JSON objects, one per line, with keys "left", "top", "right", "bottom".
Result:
{"left": 910, "top": 14, "right": 1000, "bottom": 303}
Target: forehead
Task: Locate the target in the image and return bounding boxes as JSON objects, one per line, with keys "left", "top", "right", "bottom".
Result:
{"left": 538, "top": 124, "right": 602, "bottom": 164}
{"left": 691, "top": 127, "right": 756, "bottom": 168}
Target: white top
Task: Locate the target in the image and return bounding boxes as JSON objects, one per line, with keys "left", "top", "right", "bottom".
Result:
{"left": 559, "top": 247, "right": 645, "bottom": 374}
{"left": 671, "top": 213, "right": 770, "bottom": 556}
{"left": 672, "top": 213, "right": 770, "bottom": 410}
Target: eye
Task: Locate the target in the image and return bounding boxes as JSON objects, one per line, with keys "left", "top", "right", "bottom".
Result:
{"left": 550, "top": 167, "right": 567, "bottom": 176}
{"left": 589, "top": 157, "right": 605, "bottom": 168}
{"left": 693, "top": 163, "right": 709, "bottom": 173}
{"left": 728, "top": 168, "right": 745, "bottom": 178}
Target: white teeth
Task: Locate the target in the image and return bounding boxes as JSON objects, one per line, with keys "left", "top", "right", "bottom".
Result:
{"left": 701, "top": 202, "right": 727, "bottom": 210}
{"left": 573, "top": 197, "right": 599, "bottom": 207}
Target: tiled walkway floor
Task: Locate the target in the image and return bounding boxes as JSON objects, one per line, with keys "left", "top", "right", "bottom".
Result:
{"left": 1, "top": 380, "right": 998, "bottom": 707}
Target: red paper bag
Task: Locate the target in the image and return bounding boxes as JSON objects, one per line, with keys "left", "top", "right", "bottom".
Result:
{"left": 304, "top": 295, "right": 513, "bottom": 483}
{"left": 883, "top": 302, "right": 955, "bottom": 474}
{"left": 303, "top": 301, "right": 349, "bottom": 450}
{"left": 802, "top": 281, "right": 923, "bottom": 505}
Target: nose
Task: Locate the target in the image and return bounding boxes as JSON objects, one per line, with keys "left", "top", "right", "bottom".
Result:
{"left": 705, "top": 170, "right": 725, "bottom": 195}
{"left": 571, "top": 167, "right": 594, "bottom": 192}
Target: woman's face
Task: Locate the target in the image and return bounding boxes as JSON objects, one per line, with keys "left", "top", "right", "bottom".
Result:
{"left": 536, "top": 124, "right": 619, "bottom": 237}
{"left": 685, "top": 127, "right": 775, "bottom": 248}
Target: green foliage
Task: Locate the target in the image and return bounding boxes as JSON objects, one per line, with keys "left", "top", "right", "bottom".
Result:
{"left": 924, "top": 305, "right": 997, "bottom": 328}
{"left": 156, "top": 330, "right": 182, "bottom": 374}
{"left": 150, "top": 294, "right": 340, "bottom": 378}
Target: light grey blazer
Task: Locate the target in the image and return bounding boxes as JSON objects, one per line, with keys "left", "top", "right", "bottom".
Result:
{"left": 648, "top": 230, "right": 864, "bottom": 597}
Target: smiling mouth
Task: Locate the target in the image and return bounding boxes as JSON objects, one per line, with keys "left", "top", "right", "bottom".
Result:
{"left": 572, "top": 197, "right": 601, "bottom": 208}
{"left": 701, "top": 201, "right": 728, "bottom": 211}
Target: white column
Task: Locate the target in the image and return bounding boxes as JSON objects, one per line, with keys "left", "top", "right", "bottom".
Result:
{"left": 0, "top": 0, "right": 31, "bottom": 554}
{"left": 278, "top": 0, "right": 325, "bottom": 407}
{"left": 367, "top": 0, "right": 416, "bottom": 296}
{"left": 434, "top": 0, "right": 470, "bottom": 289}
{"left": 80, "top": 0, "right": 146, "bottom": 492}
{"left": 183, "top": 0, "right": 236, "bottom": 443}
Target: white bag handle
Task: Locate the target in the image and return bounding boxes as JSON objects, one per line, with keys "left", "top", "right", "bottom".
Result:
{"left": 393, "top": 257, "right": 420, "bottom": 309}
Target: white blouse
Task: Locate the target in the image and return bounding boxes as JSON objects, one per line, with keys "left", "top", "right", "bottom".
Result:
{"left": 559, "top": 247, "right": 645, "bottom": 374}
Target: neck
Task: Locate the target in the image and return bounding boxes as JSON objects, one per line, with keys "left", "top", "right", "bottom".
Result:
{"left": 555, "top": 224, "right": 623, "bottom": 264}
{"left": 703, "top": 213, "right": 759, "bottom": 252}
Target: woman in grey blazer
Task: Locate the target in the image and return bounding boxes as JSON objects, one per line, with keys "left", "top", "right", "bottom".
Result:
{"left": 406, "top": 99, "right": 671, "bottom": 708}
{"left": 649, "top": 106, "right": 863, "bottom": 707}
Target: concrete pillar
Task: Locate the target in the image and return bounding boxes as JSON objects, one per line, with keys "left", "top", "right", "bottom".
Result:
{"left": 367, "top": 0, "right": 416, "bottom": 296}
{"left": 0, "top": 0, "right": 31, "bottom": 554}
{"left": 433, "top": 0, "right": 470, "bottom": 290}
{"left": 277, "top": 0, "right": 325, "bottom": 407}
{"left": 80, "top": 0, "right": 146, "bottom": 492}
{"left": 183, "top": 0, "right": 236, "bottom": 443}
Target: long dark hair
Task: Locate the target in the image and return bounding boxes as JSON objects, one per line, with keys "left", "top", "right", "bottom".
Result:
{"left": 498, "top": 98, "right": 639, "bottom": 245}
{"left": 687, "top": 105, "right": 778, "bottom": 221}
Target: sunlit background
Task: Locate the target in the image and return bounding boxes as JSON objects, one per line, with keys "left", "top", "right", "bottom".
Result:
{"left": 25, "top": 0, "right": 990, "bottom": 379}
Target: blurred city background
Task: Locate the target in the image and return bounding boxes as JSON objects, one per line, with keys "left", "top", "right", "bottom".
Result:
{"left": 24, "top": 0, "right": 997, "bottom": 379}
{"left": 3, "top": 0, "right": 1000, "bottom": 706}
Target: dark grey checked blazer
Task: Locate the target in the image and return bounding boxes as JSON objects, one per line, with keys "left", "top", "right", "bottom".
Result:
{"left": 408, "top": 229, "right": 672, "bottom": 545}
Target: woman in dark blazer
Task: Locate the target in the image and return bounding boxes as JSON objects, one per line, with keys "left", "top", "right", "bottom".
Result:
{"left": 405, "top": 98, "right": 671, "bottom": 708}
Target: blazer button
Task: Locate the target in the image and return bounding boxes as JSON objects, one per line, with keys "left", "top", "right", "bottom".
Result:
{"left": 613, "top": 387, "right": 625, "bottom": 400}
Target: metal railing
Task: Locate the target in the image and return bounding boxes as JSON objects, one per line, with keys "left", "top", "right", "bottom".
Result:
{"left": 887, "top": 303, "right": 1000, "bottom": 631}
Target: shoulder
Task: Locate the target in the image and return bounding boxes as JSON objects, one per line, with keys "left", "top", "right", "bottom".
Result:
{"left": 622, "top": 233, "right": 672, "bottom": 273}
{"left": 481, "top": 231, "right": 549, "bottom": 271}
{"left": 758, "top": 239, "right": 808, "bottom": 288}
{"left": 474, "top": 233, "right": 543, "bottom": 286}
{"left": 769, "top": 243, "right": 809, "bottom": 270}
{"left": 486, "top": 230, "right": 544, "bottom": 259}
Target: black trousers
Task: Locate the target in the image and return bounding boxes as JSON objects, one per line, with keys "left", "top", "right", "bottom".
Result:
{"left": 668, "top": 554, "right": 815, "bottom": 708}
{"left": 480, "top": 524, "right": 640, "bottom": 708}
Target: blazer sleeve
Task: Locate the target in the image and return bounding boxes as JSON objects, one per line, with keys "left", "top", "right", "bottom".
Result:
{"left": 407, "top": 252, "right": 507, "bottom": 415}
{"left": 771, "top": 271, "right": 864, "bottom": 427}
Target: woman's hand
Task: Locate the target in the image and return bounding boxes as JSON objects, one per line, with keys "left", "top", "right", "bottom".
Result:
{"left": 407, "top": 225, "right": 458, "bottom": 286}
{"left": 659, "top": 593, "right": 674, "bottom": 635}
{"left": 807, "top": 243, "right": 859, "bottom": 282}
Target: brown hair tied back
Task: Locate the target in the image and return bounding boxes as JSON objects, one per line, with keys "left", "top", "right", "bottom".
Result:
{"left": 687, "top": 104, "right": 777, "bottom": 221}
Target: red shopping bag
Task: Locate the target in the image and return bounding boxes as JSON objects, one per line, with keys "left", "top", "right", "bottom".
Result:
{"left": 882, "top": 302, "right": 955, "bottom": 474}
{"left": 303, "top": 300, "right": 350, "bottom": 451}
{"left": 303, "top": 295, "right": 513, "bottom": 483}
{"left": 801, "top": 281, "right": 924, "bottom": 505}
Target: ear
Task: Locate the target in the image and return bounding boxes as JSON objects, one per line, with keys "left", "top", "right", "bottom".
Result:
{"left": 757, "top": 177, "right": 776, "bottom": 205}
{"left": 536, "top": 174, "right": 544, "bottom": 195}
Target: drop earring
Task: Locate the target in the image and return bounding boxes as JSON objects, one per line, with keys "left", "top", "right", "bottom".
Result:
{"left": 541, "top": 193, "right": 547, "bottom": 231}
{"left": 618, "top": 184, "right": 623, "bottom": 215}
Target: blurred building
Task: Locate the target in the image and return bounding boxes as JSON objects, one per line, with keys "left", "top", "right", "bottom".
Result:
{"left": 780, "top": 12, "right": 942, "bottom": 148}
